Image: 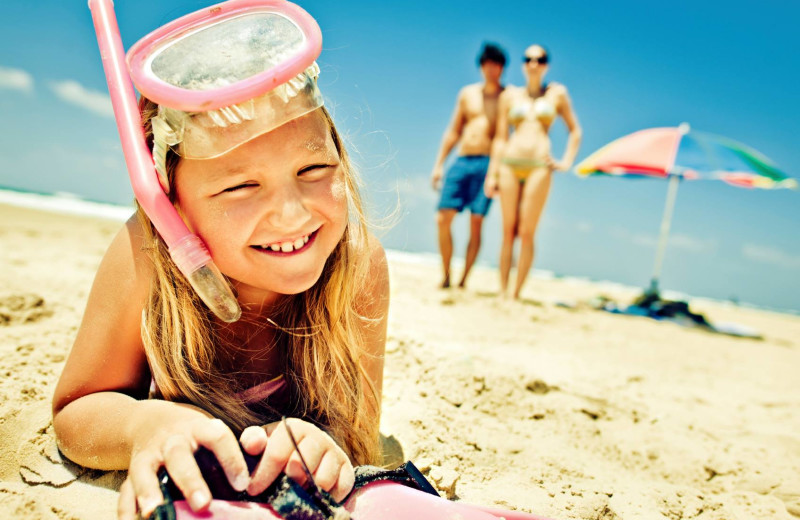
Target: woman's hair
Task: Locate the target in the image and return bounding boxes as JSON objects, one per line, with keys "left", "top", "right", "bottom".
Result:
{"left": 136, "top": 98, "right": 381, "bottom": 466}
{"left": 525, "top": 44, "right": 551, "bottom": 62}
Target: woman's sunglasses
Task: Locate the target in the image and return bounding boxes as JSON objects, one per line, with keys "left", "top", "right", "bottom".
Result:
{"left": 523, "top": 55, "right": 548, "bottom": 65}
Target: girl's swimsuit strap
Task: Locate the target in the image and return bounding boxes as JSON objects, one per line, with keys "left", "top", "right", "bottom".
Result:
{"left": 236, "top": 375, "right": 287, "bottom": 404}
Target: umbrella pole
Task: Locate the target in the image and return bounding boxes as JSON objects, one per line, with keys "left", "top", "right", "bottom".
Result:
{"left": 649, "top": 174, "right": 681, "bottom": 294}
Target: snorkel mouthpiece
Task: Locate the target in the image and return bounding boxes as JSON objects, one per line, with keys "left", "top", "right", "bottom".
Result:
{"left": 170, "top": 236, "right": 242, "bottom": 323}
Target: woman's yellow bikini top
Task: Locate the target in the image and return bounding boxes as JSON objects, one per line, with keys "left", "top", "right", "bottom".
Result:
{"left": 508, "top": 84, "right": 556, "bottom": 126}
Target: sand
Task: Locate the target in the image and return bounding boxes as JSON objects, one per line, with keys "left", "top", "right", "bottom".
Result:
{"left": 1, "top": 202, "right": 798, "bottom": 519}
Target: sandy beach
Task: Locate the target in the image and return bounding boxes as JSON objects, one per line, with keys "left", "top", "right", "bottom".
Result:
{"left": 1, "top": 201, "right": 798, "bottom": 519}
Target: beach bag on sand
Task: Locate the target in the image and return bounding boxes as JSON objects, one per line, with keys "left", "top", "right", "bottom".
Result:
{"left": 148, "top": 447, "right": 551, "bottom": 520}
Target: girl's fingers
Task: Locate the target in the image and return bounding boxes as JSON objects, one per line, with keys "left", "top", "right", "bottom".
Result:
{"left": 247, "top": 420, "right": 304, "bottom": 495}
{"left": 311, "top": 449, "right": 343, "bottom": 493}
{"left": 329, "top": 461, "right": 355, "bottom": 503}
{"left": 240, "top": 425, "right": 268, "bottom": 456}
{"left": 127, "top": 450, "right": 165, "bottom": 518}
{"left": 248, "top": 418, "right": 352, "bottom": 500}
{"left": 192, "top": 418, "right": 250, "bottom": 492}
{"left": 161, "top": 434, "right": 212, "bottom": 512}
{"left": 284, "top": 435, "right": 327, "bottom": 484}
{"left": 117, "top": 478, "right": 137, "bottom": 520}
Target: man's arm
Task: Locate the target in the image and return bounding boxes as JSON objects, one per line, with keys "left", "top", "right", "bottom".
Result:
{"left": 431, "top": 88, "right": 468, "bottom": 190}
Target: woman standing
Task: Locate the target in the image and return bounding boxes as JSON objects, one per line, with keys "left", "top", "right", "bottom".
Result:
{"left": 485, "top": 45, "right": 582, "bottom": 299}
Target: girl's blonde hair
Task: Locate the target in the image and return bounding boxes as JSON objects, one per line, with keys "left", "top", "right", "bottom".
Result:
{"left": 136, "top": 99, "right": 381, "bottom": 465}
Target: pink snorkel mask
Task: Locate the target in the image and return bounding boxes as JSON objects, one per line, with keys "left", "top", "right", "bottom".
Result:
{"left": 88, "top": 0, "right": 323, "bottom": 322}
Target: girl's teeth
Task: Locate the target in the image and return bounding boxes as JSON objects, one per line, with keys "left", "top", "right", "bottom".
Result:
{"left": 261, "top": 233, "right": 311, "bottom": 252}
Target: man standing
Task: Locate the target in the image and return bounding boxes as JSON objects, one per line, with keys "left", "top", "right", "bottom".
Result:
{"left": 431, "top": 42, "right": 506, "bottom": 288}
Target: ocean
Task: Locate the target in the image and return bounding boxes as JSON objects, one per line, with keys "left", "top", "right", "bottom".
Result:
{"left": 2, "top": 186, "right": 796, "bottom": 317}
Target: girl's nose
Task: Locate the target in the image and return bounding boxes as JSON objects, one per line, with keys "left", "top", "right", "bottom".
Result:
{"left": 264, "top": 183, "right": 312, "bottom": 231}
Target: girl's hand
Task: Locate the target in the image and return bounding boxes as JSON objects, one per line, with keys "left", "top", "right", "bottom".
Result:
{"left": 118, "top": 417, "right": 250, "bottom": 520}
{"left": 240, "top": 418, "right": 355, "bottom": 502}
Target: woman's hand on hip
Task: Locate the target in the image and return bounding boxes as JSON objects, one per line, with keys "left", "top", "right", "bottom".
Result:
{"left": 547, "top": 157, "right": 571, "bottom": 172}
{"left": 118, "top": 415, "right": 250, "bottom": 520}
{"left": 240, "top": 418, "right": 355, "bottom": 502}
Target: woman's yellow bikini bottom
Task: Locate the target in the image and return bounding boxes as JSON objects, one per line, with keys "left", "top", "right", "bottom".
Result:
{"left": 501, "top": 157, "right": 549, "bottom": 182}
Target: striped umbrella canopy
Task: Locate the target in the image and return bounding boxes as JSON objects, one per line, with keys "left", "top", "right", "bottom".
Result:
{"left": 574, "top": 123, "right": 797, "bottom": 294}
{"left": 576, "top": 123, "right": 796, "bottom": 188}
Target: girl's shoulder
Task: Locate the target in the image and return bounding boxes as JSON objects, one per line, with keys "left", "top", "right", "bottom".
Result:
{"left": 364, "top": 232, "right": 389, "bottom": 285}
{"left": 364, "top": 232, "right": 387, "bottom": 267}
{"left": 355, "top": 232, "right": 389, "bottom": 315}
{"left": 106, "top": 215, "right": 155, "bottom": 288}
{"left": 53, "top": 214, "right": 154, "bottom": 409}
{"left": 85, "top": 215, "right": 154, "bottom": 331}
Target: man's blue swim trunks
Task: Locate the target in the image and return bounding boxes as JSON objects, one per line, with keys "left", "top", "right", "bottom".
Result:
{"left": 437, "top": 155, "right": 492, "bottom": 216}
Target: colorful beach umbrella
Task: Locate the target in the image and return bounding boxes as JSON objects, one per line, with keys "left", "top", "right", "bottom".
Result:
{"left": 575, "top": 123, "right": 797, "bottom": 294}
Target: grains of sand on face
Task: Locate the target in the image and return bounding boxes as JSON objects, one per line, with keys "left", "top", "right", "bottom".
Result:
{"left": 331, "top": 176, "right": 346, "bottom": 201}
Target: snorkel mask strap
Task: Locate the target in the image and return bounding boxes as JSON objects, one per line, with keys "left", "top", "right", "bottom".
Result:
{"left": 150, "top": 112, "right": 182, "bottom": 194}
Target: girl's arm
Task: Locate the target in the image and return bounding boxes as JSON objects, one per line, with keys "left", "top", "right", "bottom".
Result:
{"left": 485, "top": 88, "right": 511, "bottom": 197}
{"left": 53, "top": 217, "right": 155, "bottom": 467}
{"left": 52, "top": 218, "right": 249, "bottom": 518}
{"left": 551, "top": 84, "right": 582, "bottom": 171}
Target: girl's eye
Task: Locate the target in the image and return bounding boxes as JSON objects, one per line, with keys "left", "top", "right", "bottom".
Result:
{"left": 222, "top": 183, "right": 257, "bottom": 193}
{"left": 298, "top": 164, "right": 336, "bottom": 176}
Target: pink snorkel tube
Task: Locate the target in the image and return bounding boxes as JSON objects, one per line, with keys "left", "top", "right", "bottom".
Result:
{"left": 89, "top": 0, "right": 241, "bottom": 322}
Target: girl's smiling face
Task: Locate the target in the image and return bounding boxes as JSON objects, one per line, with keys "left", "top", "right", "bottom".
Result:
{"left": 173, "top": 109, "right": 348, "bottom": 306}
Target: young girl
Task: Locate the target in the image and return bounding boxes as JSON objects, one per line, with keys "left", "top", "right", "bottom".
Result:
{"left": 52, "top": 3, "right": 389, "bottom": 518}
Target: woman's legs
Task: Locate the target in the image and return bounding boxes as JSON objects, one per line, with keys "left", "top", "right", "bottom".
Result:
{"left": 497, "top": 165, "right": 522, "bottom": 296}
{"left": 513, "top": 168, "right": 552, "bottom": 299}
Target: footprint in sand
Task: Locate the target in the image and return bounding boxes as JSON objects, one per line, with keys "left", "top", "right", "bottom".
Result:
{"left": 525, "top": 379, "right": 558, "bottom": 394}
{"left": 0, "top": 293, "right": 53, "bottom": 325}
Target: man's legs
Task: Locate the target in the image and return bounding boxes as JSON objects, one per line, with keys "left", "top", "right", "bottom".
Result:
{"left": 437, "top": 208, "right": 458, "bottom": 288}
{"left": 458, "top": 155, "right": 492, "bottom": 289}
{"left": 457, "top": 213, "right": 484, "bottom": 288}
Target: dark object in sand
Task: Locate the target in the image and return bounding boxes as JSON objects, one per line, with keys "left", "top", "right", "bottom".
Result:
{"left": 593, "top": 291, "right": 762, "bottom": 339}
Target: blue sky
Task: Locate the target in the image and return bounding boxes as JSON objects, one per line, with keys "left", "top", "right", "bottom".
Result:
{"left": 1, "top": 0, "right": 799, "bottom": 312}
